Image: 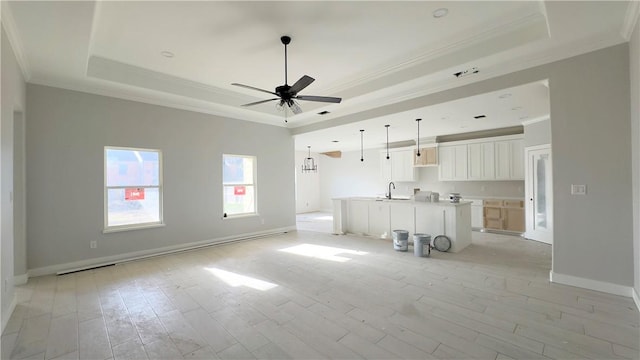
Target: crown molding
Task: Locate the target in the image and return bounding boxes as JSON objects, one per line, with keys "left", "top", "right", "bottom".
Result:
{"left": 318, "top": 12, "right": 548, "bottom": 96}
{"left": 621, "top": 0, "right": 640, "bottom": 40}
{"left": 1, "top": 1, "right": 31, "bottom": 80}
{"left": 29, "top": 77, "right": 287, "bottom": 128}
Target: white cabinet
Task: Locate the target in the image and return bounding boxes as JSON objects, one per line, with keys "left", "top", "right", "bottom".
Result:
{"left": 347, "top": 200, "right": 369, "bottom": 235}
{"left": 439, "top": 136, "right": 523, "bottom": 181}
{"left": 389, "top": 202, "right": 415, "bottom": 234}
{"left": 468, "top": 142, "right": 495, "bottom": 180}
{"left": 438, "top": 144, "right": 467, "bottom": 181}
{"left": 469, "top": 199, "right": 484, "bottom": 228}
{"left": 368, "top": 201, "right": 390, "bottom": 238}
{"left": 495, "top": 139, "right": 524, "bottom": 180}
{"left": 380, "top": 148, "right": 417, "bottom": 182}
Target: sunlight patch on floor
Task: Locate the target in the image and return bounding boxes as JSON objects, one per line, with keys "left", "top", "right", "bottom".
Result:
{"left": 278, "top": 243, "right": 368, "bottom": 262}
{"left": 205, "top": 267, "right": 278, "bottom": 291}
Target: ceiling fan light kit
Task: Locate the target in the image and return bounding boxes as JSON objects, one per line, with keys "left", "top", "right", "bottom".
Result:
{"left": 232, "top": 35, "right": 342, "bottom": 119}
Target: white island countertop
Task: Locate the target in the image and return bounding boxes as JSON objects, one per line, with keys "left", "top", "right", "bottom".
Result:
{"left": 335, "top": 196, "right": 472, "bottom": 207}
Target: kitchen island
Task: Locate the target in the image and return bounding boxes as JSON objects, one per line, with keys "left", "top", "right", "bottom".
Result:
{"left": 333, "top": 197, "right": 472, "bottom": 253}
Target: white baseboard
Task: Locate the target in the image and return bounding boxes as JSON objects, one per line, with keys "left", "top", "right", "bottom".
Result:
{"left": 633, "top": 287, "right": 640, "bottom": 311}
{"left": 28, "top": 226, "right": 296, "bottom": 277}
{"left": 550, "top": 271, "right": 635, "bottom": 298}
{"left": 14, "top": 273, "right": 28, "bottom": 286}
{"left": 2, "top": 293, "right": 17, "bottom": 334}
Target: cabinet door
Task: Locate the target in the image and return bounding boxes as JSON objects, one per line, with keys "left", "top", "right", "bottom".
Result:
{"left": 368, "top": 201, "right": 390, "bottom": 238}
{"left": 396, "top": 150, "right": 417, "bottom": 181}
{"left": 453, "top": 145, "right": 468, "bottom": 180}
{"left": 438, "top": 146, "right": 455, "bottom": 180}
{"left": 414, "top": 147, "right": 438, "bottom": 166}
{"left": 482, "top": 142, "right": 495, "bottom": 179}
{"left": 510, "top": 140, "right": 525, "bottom": 179}
{"left": 495, "top": 141, "right": 511, "bottom": 179}
{"left": 389, "top": 203, "right": 415, "bottom": 235}
{"left": 504, "top": 208, "right": 525, "bottom": 232}
{"left": 471, "top": 205, "right": 483, "bottom": 228}
{"left": 467, "top": 143, "right": 483, "bottom": 180}
{"left": 348, "top": 200, "right": 369, "bottom": 234}
{"left": 415, "top": 205, "right": 445, "bottom": 236}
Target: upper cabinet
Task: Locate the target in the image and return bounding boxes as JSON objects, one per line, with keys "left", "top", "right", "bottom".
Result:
{"left": 413, "top": 146, "right": 438, "bottom": 167}
{"left": 438, "top": 144, "right": 468, "bottom": 181}
{"left": 495, "top": 139, "right": 525, "bottom": 180}
{"left": 380, "top": 148, "right": 417, "bottom": 182}
{"left": 439, "top": 135, "right": 524, "bottom": 181}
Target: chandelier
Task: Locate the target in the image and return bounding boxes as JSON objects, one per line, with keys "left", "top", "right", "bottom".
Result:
{"left": 302, "top": 146, "right": 317, "bottom": 173}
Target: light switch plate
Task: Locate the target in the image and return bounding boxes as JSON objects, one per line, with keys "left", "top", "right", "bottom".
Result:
{"left": 571, "top": 184, "right": 587, "bottom": 195}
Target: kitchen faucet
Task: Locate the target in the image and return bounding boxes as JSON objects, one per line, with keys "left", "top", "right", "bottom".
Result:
{"left": 387, "top": 182, "right": 395, "bottom": 199}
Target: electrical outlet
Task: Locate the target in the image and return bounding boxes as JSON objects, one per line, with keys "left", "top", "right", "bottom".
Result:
{"left": 90, "top": 240, "right": 97, "bottom": 249}
{"left": 571, "top": 184, "right": 587, "bottom": 195}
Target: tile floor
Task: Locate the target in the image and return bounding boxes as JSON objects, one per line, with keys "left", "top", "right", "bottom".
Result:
{"left": 2, "top": 229, "right": 638, "bottom": 359}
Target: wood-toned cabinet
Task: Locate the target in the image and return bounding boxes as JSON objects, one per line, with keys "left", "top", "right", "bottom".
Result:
{"left": 414, "top": 147, "right": 438, "bottom": 166}
{"left": 483, "top": 199, "right": 524, "bottom": 232}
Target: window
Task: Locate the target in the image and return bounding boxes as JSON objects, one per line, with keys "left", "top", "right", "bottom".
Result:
{"left": 223, "top": 154, "right": 256, "bottom": 217}
{"left": 104, "top": 147, "right": 163, "bottom": 231}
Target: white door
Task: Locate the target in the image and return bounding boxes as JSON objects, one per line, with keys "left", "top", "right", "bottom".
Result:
{"left": 525, "top": 145, "right": 553, "bottom": 244}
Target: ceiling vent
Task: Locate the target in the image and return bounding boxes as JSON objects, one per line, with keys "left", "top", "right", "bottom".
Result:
{"left": 474, "top": 115, "right": 486, "bottom": 119}
{"left": 318, "top": 110, "right": 331, "bottom": 115}
{"left": 453, "top": 67, "right": 479, "bottom": 78}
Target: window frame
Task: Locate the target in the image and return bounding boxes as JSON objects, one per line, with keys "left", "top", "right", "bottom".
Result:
{"left": 222, "top": 153, "right": 258, "bottom": 219}
{"left": 103, "top": 146, "right": 164, "bottom": 233}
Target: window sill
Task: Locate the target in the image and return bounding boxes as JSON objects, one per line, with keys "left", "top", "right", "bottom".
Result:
{"left": 223, "top": 213, "right": 259, "bottom": 220}
{"left": 103, "top": 223, "right": 165, "bottom": 234}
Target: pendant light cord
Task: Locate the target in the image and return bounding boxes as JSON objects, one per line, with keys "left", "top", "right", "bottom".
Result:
{"left": 416, "top": 118, "right": 422, "bottom": 157}
{"left": 385, "top": 125, "right": 390, "bottom": 160}
{"left": 360, "top": 130, "right": 364, "bottom": 162}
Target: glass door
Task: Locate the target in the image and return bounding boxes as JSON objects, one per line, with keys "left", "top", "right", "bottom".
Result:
{"left": 525, "top": 145, "right": 553, "bottom": 244}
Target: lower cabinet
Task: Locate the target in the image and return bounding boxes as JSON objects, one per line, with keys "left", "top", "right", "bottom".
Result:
{"left": 389, "top": 203, "right": 415, "bottom": 234}
{"left": 483, "top": 199, "right": 524, "bottom": 232}
{"left": 348, "top": 199, "right": 369, "bottom": 235}
{"left": 368, "top": 201, "right": 390, "bottom": 238}
{"left": 469, "top": 200, "right": 484, "bottom": 229}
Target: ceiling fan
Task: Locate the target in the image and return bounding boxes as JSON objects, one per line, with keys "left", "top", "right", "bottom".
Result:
{"left": 232, "top": 36, "right": 342, "bottom": 118}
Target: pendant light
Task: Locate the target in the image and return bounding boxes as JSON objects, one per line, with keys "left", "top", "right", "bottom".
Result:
{"left": 302, "top": 146, "right": 317, "bottom": 173}
{"left": 360, "top": 130, "right": 365, "bottom": 162}
{"left": 385, "top": 124, "right": 390, "bottom": 159}
{"left": 416, "top": 118, "right": 422, "bottom": 157}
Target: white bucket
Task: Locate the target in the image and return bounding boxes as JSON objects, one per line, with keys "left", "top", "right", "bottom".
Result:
{"left": 393, "top": 230, "right": 409, "bottom": 251}
{"left": 413, "top": 233, "right": 431, "bottom": 257}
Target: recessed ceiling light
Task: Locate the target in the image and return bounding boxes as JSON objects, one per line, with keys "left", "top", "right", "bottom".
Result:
{"left": 499, "top": 93, "right": 512, "bottom": 99}
{"left": 519, "top": 115, "right": 529, "bottom": 120}
{"left": 433, "top": 8, "right": 449, "bottom": 18}
{"left": 160, "top": 51, "right": 174, "bottom": 58}
{"left": 441, "top": 116, "right": 449, "bottom": 120}
{"left": 511, "top": 106, "right": 523, "bottom": 111}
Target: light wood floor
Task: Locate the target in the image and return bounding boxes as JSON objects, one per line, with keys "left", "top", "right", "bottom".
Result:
{"left": 2, "top": 230, "right": 638, "bottom": 360}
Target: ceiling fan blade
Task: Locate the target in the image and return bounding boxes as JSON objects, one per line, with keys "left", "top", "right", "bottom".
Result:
{"left": 296, "top": 95, "right": 342, "bottom": 103}
{"left": 241, "top": 98, "right": 280, "bottom": 107}
{"left": 231, "top": 83, "right": 278, "bottom": 96}
{"left": 289, "top": 75, "right": 315, "bottom": 94}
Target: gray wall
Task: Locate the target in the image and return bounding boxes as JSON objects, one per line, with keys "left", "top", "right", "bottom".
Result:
{"left": 1, "top": 26, "right": 26, "bottom": 329}
{"left": 631, "top": 19, "right": 640, "bottom": 301}
{"left": 549, "top": 44, "right": 632, "bottom": 286}
{"left": 524, "top": 118, "right": 551, "bottom": 147}
{"left": 26, "top": 85, "right": 296, "bottom": 272}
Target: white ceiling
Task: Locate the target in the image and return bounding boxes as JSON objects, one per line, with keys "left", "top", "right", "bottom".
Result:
{"left": 2, "top": 1, "right": 637, "bottom": 152}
